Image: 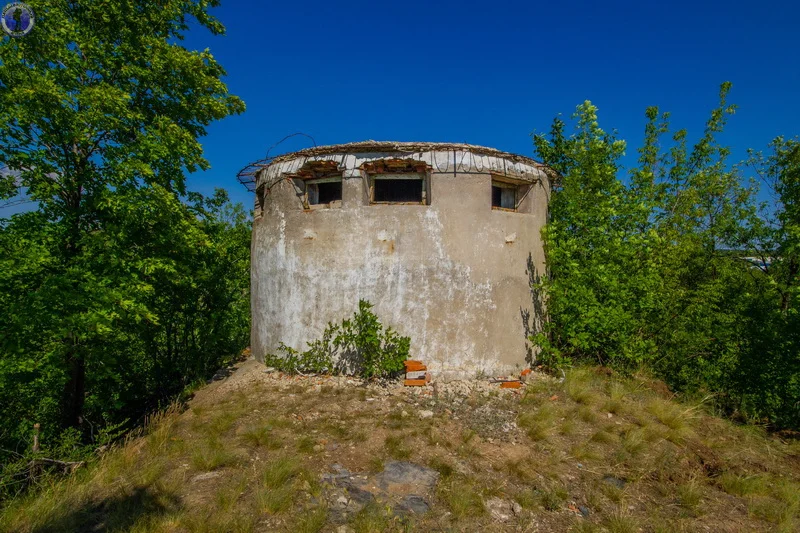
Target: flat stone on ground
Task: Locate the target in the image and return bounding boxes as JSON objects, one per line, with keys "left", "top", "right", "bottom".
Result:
{"left": 323, "top": 461, "right": 439, "bottom": 521}
{"left": 374, "top": 461, "right": 439, "bottom": 493}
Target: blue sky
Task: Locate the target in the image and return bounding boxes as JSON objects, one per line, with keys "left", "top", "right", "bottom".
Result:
{"left": 183, "top": 0, "right": 798, "bottom": 208}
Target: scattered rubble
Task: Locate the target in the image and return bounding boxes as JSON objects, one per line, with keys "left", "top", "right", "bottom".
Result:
{"left": 214, "top": 358, "right": 555, "bottom": 412}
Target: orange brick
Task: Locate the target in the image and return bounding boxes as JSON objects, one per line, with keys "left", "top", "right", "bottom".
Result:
{"left": 404, "top": 379, "right": 428, "bottom": 387}
{"left": 404, "top": 361, "right": 427, "bottom": 372}
{"left": 500, "top": 381, "right": 523, "bottom": 389}
{"left": 520, "top": 368, "right": 532, "bottom": 376}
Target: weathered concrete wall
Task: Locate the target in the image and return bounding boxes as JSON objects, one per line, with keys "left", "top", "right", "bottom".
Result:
{"left": 250, "top": 145, "right": 549, "bottom": 378}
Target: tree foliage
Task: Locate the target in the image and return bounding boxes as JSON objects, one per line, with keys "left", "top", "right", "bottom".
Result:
{"left": 0, "top": 0, "right": 248, "bottom": 497}
{"left": 533, "top": 84, "right": 800, "bottom": 429}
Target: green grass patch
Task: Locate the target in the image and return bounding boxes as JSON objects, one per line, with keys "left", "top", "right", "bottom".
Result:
{"left": 718, "top": 472, "right": 768, "bottom": 497}
{"left": 297, "top": 435, "right": 316, "bottom": 453}
{"left": 438, "top": 477, "right": 485, "bottom": 518}
{"left": 539, "top": 486, "right": 569, "bottom": 511}
{"left": 293, "top": 506, "right": 328, "bottom": 533}
{"left": 240, "top": 424, "right": 281, "bottom": 449}
{"left": 565, "top": 368, "right": 599, "bottom": 405}
{"left": 190, "top": 438, "right": 238, "bottom": 471}
{"left": 350, "top": 502, "right": 395, "bottom": 533}
{"left": 519, "top": 402, "right": 558, "bottom": 441}
{"left": 255, "top": 457, "right": 305, "bottom": 514}
{"left": 384, "top": 435, "right": 411, "bottom": 460}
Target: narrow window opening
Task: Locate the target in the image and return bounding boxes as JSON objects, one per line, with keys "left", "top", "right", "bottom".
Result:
{"left": 303, "top": 177, "right": 342, "bottom": 208}
{"left": 491, "top": 185, "right": 502, "bottom": 207}
{"left": 492, "top": 181, "right": 517, "bottom": 210}
{"left": 308, "top": 181, "right": 342, "bottom": 205}
{"left": 255, "top": 185, "right": 266, "bottom": 217}
{"left": 372, "top": 175, "right": 424, "bottom": 203}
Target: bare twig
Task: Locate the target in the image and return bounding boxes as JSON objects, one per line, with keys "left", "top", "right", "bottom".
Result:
{"left": 28, "top": 458, "right": 85, "bottom": 473}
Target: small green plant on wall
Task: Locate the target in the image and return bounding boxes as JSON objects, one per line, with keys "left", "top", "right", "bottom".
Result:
{"left": 264, "top": 300, "right": 410, "bottom": 379}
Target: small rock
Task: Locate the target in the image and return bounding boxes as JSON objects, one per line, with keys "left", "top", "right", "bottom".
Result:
{"left": 313, "top": 444, "right": 324, "bottom": 452}
{"left": 579, "top": 505, "right": 590, "bottom": 517}
{"left": 264, "top": 367, "right": 277, "bottom": 373}
{"left": 602, "top": 475, "right": 626, "bottom": 489}
{"left": 330, "top": 464, "right": 351, "bottom": 477}
{"left": 191, "top": 471, "right": 222, "bottom": 482}
{"left": 336, "top": 526, "right": 355, "bottom": 533}
{"left": 344, "top": 485, "right": 376, "bottom": 506}
{"left": 375, "top": 461, "right": 440, "bottom": 492}
{"left": 607, "top": 412, "right": 613, "bottom": 418}
{"left": 486, "top": 497, "right": 514, "bottom": 522}
{"left": 401, "top": 410, "right": 409, "bottom": 418}
{"left": 511, "top": 501, "right": 523, "bottom": 516}
{"left": 395, "top": 494, "right": 431, "bottom": 515}
{"left": 419, "top": 410, "right": 434, "bottom": 419}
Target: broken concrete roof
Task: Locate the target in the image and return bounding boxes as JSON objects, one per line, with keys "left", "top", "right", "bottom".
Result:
{"left": 237, "top": 140, "right": 557, "bottom": 192}
{"left": 266, "top": 140, "right": 546, "bottom": 168}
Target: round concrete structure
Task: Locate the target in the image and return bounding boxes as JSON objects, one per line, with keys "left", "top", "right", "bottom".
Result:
{"left": 249, "top": 141, "right": 551, "bottom": 378}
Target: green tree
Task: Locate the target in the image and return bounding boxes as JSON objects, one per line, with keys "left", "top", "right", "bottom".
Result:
{"left": 532, "top": 83, "right": 800, "bottom": 430}
{"left": 0, "top": 186, "right": 251, "bottom": 497}
{"left": 734, "top": 138, "right": 800, "bottom": 427}
{"left": 0, "top": 0, "right": 244, "bottom": 434}
{"left": 639, "top": 83, "right": 756, "bottom": 393}
{"left": 532, "top": 101, "right": 662, "bottom": 368}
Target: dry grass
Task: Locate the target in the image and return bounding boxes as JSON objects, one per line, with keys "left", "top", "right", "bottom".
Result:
{"left": 602, "top": 508, "right": 639, "bottom": 533}
{"left": 2, "top": 359, "right": 799, "bottom": 533}
{"left": 676, "top": 478, "right": 704, "bottom": 515}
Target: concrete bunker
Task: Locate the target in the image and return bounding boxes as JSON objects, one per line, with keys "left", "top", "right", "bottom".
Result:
{"left": 242, "top": 141, "right": 552, "bottom": 378}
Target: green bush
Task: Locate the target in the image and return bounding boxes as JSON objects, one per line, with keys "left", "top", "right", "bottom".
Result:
{"left": 265, "top": 300, "right": 410, "bottom": 379}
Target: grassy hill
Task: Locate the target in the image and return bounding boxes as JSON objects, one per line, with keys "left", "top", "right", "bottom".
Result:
{"left": 2, "top": 359, "right": 798, "bottom": 532}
